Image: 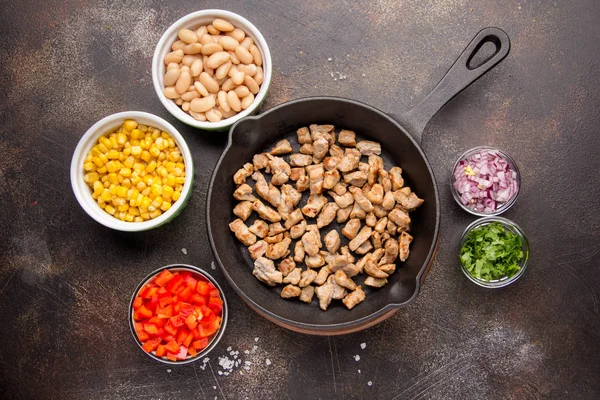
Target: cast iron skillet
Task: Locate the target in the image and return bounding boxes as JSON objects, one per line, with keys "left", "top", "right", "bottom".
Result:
{"left": 208, "top": 28, "right": 510, "bottom": 335}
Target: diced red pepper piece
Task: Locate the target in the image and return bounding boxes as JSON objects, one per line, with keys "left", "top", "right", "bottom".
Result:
{"left": 184, "top": 275, "right": 198, "bottom": 289}
{"left": 166, "top": 353, "right": 178, "bottom": 362}
{"left": 143, "top": 323, "right": 159, "bottom": 335}
{"left": 199, "top": 318, "right": 220, "bottom": 338}
{"left": 134, "top": 322, "right": 144, "bottom": 333}
{"left": 185, "top": 314, "right": 198, "bottom": 331}
{"left": 192, "top": 327, "right": 202, "bottom": 340}
{"left": 196, "top": 281, "right": 210, "bottom": 296}
{"left": 166, "top": 275, "right": 184, "bottom": 294}
{"left": 148, "top": 317, "right": 166, "bottom": 327}
{"left": 176, "top": 345, "right": 188, "bottom": 360}
{"left": 146, "top": 295, "right": 159, "bottom": 312}
{"left": 141, "top": 286, "right": 158, "bottom": 299}
{"left": 155, "top": 344, "right": 167, "bottom": 357}
{"left": 134, "top": 305, "right": 153, "bottom": 320}
{"left": 208, "top": 297, "right": 223, "bottom": 315}
{"left": 159, "top": 296, "right": 173, "bottom": 308}
{"left": 191, "top": 293, "right": 207, "bottom": 306}
{"left": 192, "top": 338, "right": 209, "bottom": 350}
{"left": 137, "top": 330, "right": 150, "bottom": 342}
{"left": 157, "top": 287, "right": 169, "bottom": 298}
{"left": 157, "top": 305, "right": 173, "bottom": 319}
{"left": 183, "top": 331, "right": 194, "bottom": 348}
{"left": 179, "top": 304, "right": 194, "bottom": 318}
{"left": 154, "top": 270, "right": 175, "bottom": 287}
{"left": 165, "top": 340, "right": 179, "bottom": 354}
{"left": 163, "top": 321, "right": 178, "bottom": 336}
{"left": 188, "top": 347, "right": 197, "bottom": 358}
{"left": 169, "top": 315, "right": 185, "bottom": 328}
{"left": 176, "top": 328, "right": 191, "bottom": 345}
{"left": 178, "top": 287, "right": 193, "bottom": 302}
{"left": 209, "top": 289, "right": 220, "bottom": 298}
{"left": 142, "top": 338, "right": 160, "bottom": 352}
{"left": 133, "top": 297, "right": 144, "bottom": 309}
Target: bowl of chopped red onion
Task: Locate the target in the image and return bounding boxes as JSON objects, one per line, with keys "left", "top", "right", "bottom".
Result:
{"left": 451, "top": 146, "right": 520, "bottom": 216}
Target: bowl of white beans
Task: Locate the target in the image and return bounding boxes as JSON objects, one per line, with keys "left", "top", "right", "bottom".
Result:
{"left": 152, "top": 10, "right": 272, "bottom": 130}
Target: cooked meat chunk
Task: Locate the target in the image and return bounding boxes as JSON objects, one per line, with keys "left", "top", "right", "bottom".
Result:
{"left": 233, "top": 184, "right": 256, "bottom": 201}
{"left": 312, "top": 136, "right": 329, "bottom": 162}
{"left": 284, "top": 209, "right": 304, "bottom": 229}
{"left": 229, "top": 219, "right": 257, "bottom": 246}
{"left": 374, "top": 217, "right": 388, "bottom": 233}
{"left": 382, "top": 191, "right": 395, "bottom": 210}
{"left": 336, "top": 205, "right": 352, "bottom": 223}
{"left": 280, "top": 284, "right": 301, "bottom": 298}
{"left": 339, "top": 263, "right": 360, "bottom": 278}
{"left": 278, "top": 257, "right": 296, "bottom": 276}
{"left": 381, "top": 232, "right": 391, "bottom": 243}
{"left": 334, "top": 270, "right": 357, "bottom": 290}
{"left": 296, "top": 175, "right": 310, "bottom": 192}
{"left": 265, "top": 237, "right": 292, "bottom": 260}
{"left": 350, "top": 186, "right": 374, "bottom": 212}
{"left": 394, "top": 191, "right": 424, "bottom": 211}
{"left": 356, "top": 140, "right": 381, "bottom": 155}
{"left": 373, "top": 204, "right": 389, "bottom": 218}
{"left": 270, "top": 139, "right": 293, "bottom": 155}
{"left": 349, "top": 226, "right": 372, "bottom": 251}
{"left": 266, "top": 184, "right": 281, "bottom": 208}
{"left": 327, "top": 275, "right": 347, "bottom": 300}
{"left": 306, "top": 164, "right": 325, "bottom": 194}
{"left": 301, "top": 194, "right": 328, "bottom": 217}
{"left": 297, "top": 126, "right": 312, "bottom": 144}
{"left": 290, "top": 154, "right": 313, "bottom": 167}
{"left": 342, "top": 218, "right": 362, "bottom": 239}
{"left": 371, "top": 231, "right": 382, "bottom": 249}
{"left": 289, "top": 167, "right": 305, "bottom": 181}
{"left": 364, "top": 257, "right": 389, "bottom": 278}
{"left": 314, "top": 266, "right": 331, "bottom": 286}
{"left": 342, "top": 286, "right": 366, "bottom": 310}
{"left": 371, "top": 248, "right": 385, "bottom": 263}
{"left": 253, "top": 153, "right": 269, "bottom": 170}
{"left": 364, "top": 276, "right": 388, "bottom": 288}
{"left": 317, "top": 202, "right": 339, "bottom": 229}
{"left": 365, "top": 212, "right": 377, "bottom": 227}
{"left": 315, "top": 282, "right": 334, "bottom": 311}
{"left": 305, "top": 253, "right": 325, "bottom": 268}
{"left": 300, "top": 143, "right": 314, "bottom": 155}
{"left": 366, "top": 184, "right": 384, "bottom": 205}
{"left": 264, "top": 233, "right": 283, "bottom": 244}
{"left": 309, "top": 124, "right": 334, "bottom": 142}
{"left": 344, "top": 171, "right": 368, "bottom": 187}
{"left": 379, "top": 238, "right": 399, "bottom": 265}
{"left": 268, "top": 222, "right": 285, "bottom": 236}
{"left": 330, "top": 192, "right": 354, "bottom": 208}
{"left": 293, "top": 240, "right": 305, "bottom": 263}
{"left": 299, "top": 269, "right": 318, "bottom": 287}
{"left": 338, "top": 148, "right": 361, "bottom": 172}
{"left": 233, "top": 163, "right": 254, "bottom": 185}
{"left": 323, "top": 156, "right": 341, "bottom": 171}
{"left": 328, "top": 253, "right": 354, "bottom": 273}
{"left": 329, "top": 144, "right": 344, "bottom": 158}
{"left": 283, "top": 267, "right": 301, "bottom": 284}
{"left": 252, "top": 200, "right": 281, "bottom": 222}
{"left": 252, "top": 257, "right": 283, "bottom": 286}
{"left": 332, "top": 182, "right": 347, "bottom": 195}
{"left": 266, "top": 154, "right": 291, "bottom": 175}
{"left": 300, "top": 286, "right": 315, "bottom": 303}
{"left": 301, "top": 230, "right": 320, "bottom": 256}
{"left": 338, "top": 129, "right": 356, "bottom": 146}
{"left": 355, "top": 239, "right": 373, "bottom": 255}
{"left": 290, "top": 220, "right": 307, "bottom": 239}
{"left": 324, "top": 230, "right": 341, "bottom": 254}
{"left": 278, "top": 184, "right": 300, "bottom": 219}
{"left": 359, "top": 162, "right": 370, "bottom": 176}
{"left": 388, "top": 208, "right": 411, "bottom": 232}
{"left": 252, "top": 171, "right": 269, "bottom": 200}
{"left": 379, "top": 263, "right": 396, "bottom": 274}
{"left": 368, "top": 155, "right": 384, "bottom": 185}
{"left": 248, "top": 240, "right": 268, "bottom": 259}
{"left": 350, "top": 201, "right": 367, "bottom": 219}
{"left": 399, "top": 232, "right": 413, "bottom": 262}
{"left": 389, "top": 166, "right": 404, "bottom": 190}
{"left": 248, "top": 219, "right": 269, "bottom": 238}
{"left": 356, "top": 254, "right": 368, "bottom": 273}
{"left": 271, "top": 172, "right": 289, "bottom": 186}
{"left": 233, "top": 200, "right": 253, "bottom": 221}
{"left": 379, "top": 170, "right": 392, "bottom": 192}
{"left": 386, "top": 220, "right": 398, "bottom": 236}
{"left": 323, "top": 169, "right": 341, "bottom": 189}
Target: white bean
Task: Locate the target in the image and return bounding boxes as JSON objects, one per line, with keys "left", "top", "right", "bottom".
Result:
{"left": 182, "top": 55, "right": 200, "bottom": 67}
{"left": 221, "top": 78, "right": 235, "bottom": 92}
{"left": 175, "top": 71, "right": 192, "bottom": 94}
{"left": 194, "top": 81, "right": 210, "bottom": 97}
{"left": 249, "top": 44, "right": 262, "bottom": 66}
{"left": 219, "top": 106, "right": 237, "bottom": 119}
{"left": 238, "top": 63, "right": 257, "bottom": 77}
{"left": 206, "top": 108, "right": 223, "bottom": 122}
{"left": 232, "top": 70, "right": 245, "bottom": 85}
{"left": 190, "top": 96, "right": 216, "bottom": 113}
{"left": 166, "top": 62, "right": 180, "bottom": 70}
{"left": 178, "top": 29, "right": 198, "bottom": 44}
{"left": 183, "top": 43, "right": 203, "bottom": 55}
{"left": 195, "top": 26, "right": 208, "bottom": 38}
{"left": 254, "top": 66, "right": 264, "bottom": 85}
{"left": 201, "top": 43, "right": 223, "bottom": 56}
{"left": 164, "top": 86, "right": 180, "bottom": 99}
{"left": 227, "top": 90, "right": 242, "bottom": 112}
{"left": 207, "top": 24, "right": 220, "bottom": 35}
{"left": 181, "top": 90, "right": 200, "bottom": 101}
{"left": 219, "top": 36, "right": 239, "bottom": 51}
{"left": 235, "top": 46, "right": 253, "bottom": 64}
{"left": 215, "top": 61, "right": 232, "bottom": 80}
{"left": 212, "top": 18, "right": 235, "bottom": 32}
{"left": 206, "top": 51, "right": 230, "bottom": 69}
{"left": 190, "top": 59, "right": 203, "bottom": 77}
{"left": 171, "top": 40, "right": 186, "bottom": 51}
{"left": 164, "top": 49, "right": 184, "bottom": 64}
{"left": 199, "top": 72, "right": 220, "bottom": 93}
{"left": 182, "top": 101, "right": 190, "bottom": 112}
{"left": 200, "top": 34, "right": 214, "bottom": 45}
{"left": 227, "top": 28, "right": 245, "bottom": 43}
{"left": 228, "top": 51, "right": 240, "bottom": 64}
{"left": 218, "top": 91, "right": 230, "bottom": 112}
{"left": 175, "top": 98, "right": 183, "bottom": 105}
{"left": 244, "top": 75, "right": 260, "bottom": 94}
{"left": 164, "top": 68, "right": 180, "bottom": 86}
{"left": 241, "top": 93, "right": 255, "bottom": 110}
{"left": 234, "top": 85, "right": 250, "bottom": 98}
{"left": 189, "top": 110, "right": 206, "bottom": 121}
{"left": 240, "top": 37, "right": 253, "bottom": 50}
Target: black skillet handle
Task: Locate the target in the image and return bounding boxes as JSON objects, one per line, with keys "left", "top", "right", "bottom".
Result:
{"left": 397, "top": 27, "right": 510, "bottom": 143}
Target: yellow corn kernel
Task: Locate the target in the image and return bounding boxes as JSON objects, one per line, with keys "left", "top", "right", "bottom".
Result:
{"left": 107, "top": 173, "right": 119, "bottom": 185}
{"left": 150, "top": 209, "right": 162, "bottom": 219}
{"left": 148, "top": 146, "right": 160, "bottom": 158}
{"left": 117, "top": 211, "right": 127, "bottom": 220}
{"left": 175, "top": 177, "right": 186, "bottom": 185}
{"left": 124, "top": 214, "right": 135, "bottom": 222}
{"left": 83, "top": 162, "right": 96, "bottom": 172}
{"left": 101, "top": 175, "right": 108, "bottom": 183}
{"left": 119, "top": 168, "right": 132, "bottom": 177}
{"left": 122, "top": 178, "right": 131, "bottom": 189}
{"left": 141, "top": 212, "right": 150, "bottom": 220}
{"left": 134, "top": 216, "right": 144, "bottom": 223}
{"left": 135, "top": 193, "right": 144, "bottom": 207}
{"left": 93, "top": 181, "right": 104, "bottom": 195}
{"left": 83, "top": 172, "right": 100, "bottom": 183}
{"left": 131, "top": 146, "right": 142, "bottom": 156}
{"left": 146, "top": 160, "right": 157, "bottom": 173}
{"left": 175, "top": 185, "right": 183, "bottom": 192}
{"left": 151, "top": 129, "right": 160, "bottom": 139}
{"left": 158, "top": 152, "right": 166, "bottom": 161}
{"left": 173, "top": 167, "right": 183, "bottom": 177}
{"left": 136, "top": 181, "right": 146, "bottom": 191}
{"left": 151, "top": 196, "right": 163, "bottom": 208}
{"left": 167, "top": 151, "right": 180, "bottom": 162}
{"left": 109, "top": 185, "right": 119, "bottom": 196}
{"left": 117, "top": 186, "right": 128, "bottom": 198}
{"left": 107, "top": 150, "right": 120, "bottom": 160}
{"left": 123, "top": 156, "right": 135, "bottom": 168}
{"left": 97, "top": 166, "right": 107, "bottom": 174}
{"left": 140, "top": 196, "right": 151, "bottom": 210}
{"left": 117, "top": 132, "right": 127, "bottom": 146}
{"left": 103, "top": 181, "right": 110, "bottom": 188}
{"left": 158, "top": 166, "right": 168, "bottom": 177}
{"left": 138, "top": 124, "right": 148, "bottom": 132}
{"left": 155, "top": 137, "right": 165, "bottom": 150}
{"left": 172, "top": 190, "right": 181, "bottom": 201}
{"left": 123, "top": 147, "right": 132, "bottom": 156}
{"left": 118, "top": 203, "right": 130, "bottom": 212}
{"left": 98, "top": 153, "right": 109, "bottom": 165}
{"left": 98, "top": 201, "right": 106, "bottom": 209}
{"left": 142, "top": 187, "right": 151, "bottom": 197}
{"left": 141, "top": 150, "right": 151, "bottom": 162}
{"left": 176, "top": 162, "right": 185, "bottom": 170}
{"left": 118, "top": 175, "right": 125, "bottom": 184}
{"left": 113, "top": 198, "right": 127, "bottom": 207}
{"left": 105, "top": 205, "right": 116, "bottom": 215}
{"left": 109, "top": 136, "right": 118, "bottom": 149}
{"left": 123, "top": 119, "right": 138, "bottom": 131}
{"left": 128, "top": 207, "right": 140, "bottom": 216}
{"left": 162, "top": 186, "right": 174, "bottom": 199}
{"left": 97, "top": 143, "right": 109, "bottom": 154}
{"left": 167, "top": 138, "right": 175, "bottom": 148}
{"left": 160, "top": 201, "right": 172, "bottom": 211}
{"left": 106, "top": 161, "right": 119, "bottom": 173}
{"left": 165, "top": 162, "right": 175, "bottom": 172}
{"left": 165, "top": 175, "right": 176, "bottom": 187}
{"left": 99, "top": 136, "right": 110, "bottom": 146}
{"left": 92, "top": 156, "right": 104, "bottom": 168}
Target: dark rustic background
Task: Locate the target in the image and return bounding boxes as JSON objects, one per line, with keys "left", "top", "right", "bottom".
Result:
{"left": 1, "top": 0, "right": 599, "bottom": 399}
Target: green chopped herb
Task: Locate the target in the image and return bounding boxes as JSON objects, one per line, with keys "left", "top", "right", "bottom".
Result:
{"left": 459, "top": 222, "right": 524, "bottom": 282}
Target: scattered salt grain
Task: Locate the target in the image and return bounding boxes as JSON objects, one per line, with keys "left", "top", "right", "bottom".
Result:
{"left": 167, "top": 369, "right": 171, "bottom": 373}
{"left": 218, "top": 371, "right": 223, "bottom": 375}
{"left": 211, "top": 261, "right": 216, "bottom": 270}
{"left": 244, "top": 366, "right": 250, "bottom": 370}
{"left": 327, "top": 57, "right": 332, "bottom": 61}
{"left": 368, "top": 381, "right": 373, "bottom": 386}
{"left": 227, "top": 346, "right": 232, "bottom": 351}
{"left": 354, "top": 355, "right": 360, "bottom": 361}
{"left": 252, "top": 345, "right": 258, "bottom": 352}
{"left": 362, "top": 73, "right": 366, "bottom": 77}
{"left": 181, "top": 248, "right": 187, "bottom": 254}
{"left": 330, "top": 72, "right": 334, "bottom": 78}
{"left": 265, "top": 359, "right": 272, "bottom": 366}
{"left": 213, "top": 386, "right": 217, "bottom": 390}
{"left": 244, "top": 350, "right": 250, "bottom": 354}
{"left": 254, "top": 337, "right": 259, "bottom": 342}
{"left": 358, "top": 369, "right": 361, "bottom": 374}
{"left": 245, "top": 361, "right": 252, "bottom": 366}
{"left": 360, "top": 343, "right": 366, "bottom": 350}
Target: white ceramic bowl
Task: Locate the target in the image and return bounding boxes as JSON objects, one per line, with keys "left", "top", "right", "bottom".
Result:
{"left": 152, "top": 9, "right": 272, "bottom": 131}
{"left": 71, "top": 111, "right": 194, "bottom": 231}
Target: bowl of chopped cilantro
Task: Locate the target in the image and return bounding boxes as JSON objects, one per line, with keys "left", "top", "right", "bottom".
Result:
{"left": 459, "top": 217, "right": 530, "bottom": 288}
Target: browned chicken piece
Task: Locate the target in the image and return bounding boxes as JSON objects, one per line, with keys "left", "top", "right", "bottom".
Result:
{"left": 296, "top": 175, "right": 310, "bottom": 192}
{"left": 327, "top": 275, "right": 347, "bottom": 300}
{"left": 252, "top": 200, "right": 281, "bottom": 222}
{"left": 248, "top": 240, "right": 268, "bottom": 259}
{"left": 278, "top": 257, "right": 296, "bottom": 277}
{"left": 386, "top": 219, "right": 397, "bottom": 235}
{"left": 229, "top": 219, "right": 257, "bottom": 246}
{"left": 350, "top": 201, "right": 367, "bottom": 219}
{"left": 378, "top": 170, "right": 392, "bottom": 192}
{"left": 368, "top": 155, "right": 384, "bottom": 185}
{"left": 336, "top": 205, "right": 352, "bottom": 223}
{"left": 388, "top": 208, "right": 411, "bottom": 232}
{"left": 356, "top": 254, "right": 368, "bottom": 274}
{"left": 284, "top": 209, "right": 304, "bottom": 229}
{"left": 233, "top": 184, "right": 257, "bottom": 201}
{"left": 373, "top": 204, "right": 389, "bottom": 218}
{"left": 356, "top": 140, "right": 381, "bottom": 155}
{"left": 233, "top": 201, "right": 253, "bottom": 221}
{"left": 365, "top": 212, "right": 377, "bottom": 227}
{"left": 371, "top": 248, "right": 385, "bottom": 263}
{"left": 265, "top": 237, "right": 292, "bottom": 260}
{"left": 290, "top": 220, "right": 307, "bottom": 239}
{"left": 279, "top": 184, "right": 301, "bottom": 219}
{"left": 306, "top": 224, "right": 323, "bottom": 248}
{"left": 323, "top": 156, "right": 341, "bottom": 171}
{"left": 309, "top": 124, "right": 334, "bottom": 142}
{"left": 381, "top": 232, "right": 391, "bottom": 242}
{"left": 354, "top": 239, "right": 373, "bottom": 255}
{"left": 339, "top": 245, "right": 355, "bottom": 262}
{"left": 393, "top": 191, "right": 425, "bottom": 212}
{"left": 233, "top": 163, "right": 254, "bottom": 185}
{"left": 300, "top": 143, "right": 314, "bottom": 155}
{"left": 283, "top": 267, "right": 301, "bottom": 284}
{"left": 280, "top": 284, "right": 301, "bottom": 298}
{"left": 300, "top": 285, "right": 315, "bottom": 303}
{"left": 374, "top": 217, "right": 388, "bottom": 233}
{"left": 349, "top": 226, "right": 372, "bottom": 251}
{"left": 350, "top": 186, "right": 374, "bottom": 212}
{"left": 299, "top": 269, "right": 318, "bottom": 287}
{"left": 253, "top": 153, "right": 269, "bottom": 170}
{"left": 329, "top": 144, "right": 344, "bottom": 158}
{"left": 342, "top": 286, "right": 366, "bottom": 309}
{"left": 293, "top": 241, "right": 305, "bottom": 263}
{"left": 306, "top": 253, "right": 325, "bottom": 268}
{"left": 266, "top": 184, "right": 281, "bottom": 208}
{"left": 338, "top": 148, "right": 361, "bottom": 172}
{"left": 399, "top": 231, "right": 413, "bottom": 262}
{"left": 344, "top": 171, "right": 368, "bottom": 187}
{"left": 290, "top": 154, "right": 313, "bottom": 167}
{"left": 339, "top": 263, "right": 360, "bottom": 278}
{"left": 289, "top": 167, "right": 305, "bottom": 181}
{"left": 312, "top": 137, "right": 330, "bottom": 162}
{"left": 269, "top": 222, "right": 285, "bottom": 236}
{"left": 314, "top": 266, "right": 331, "bottom": 285}
{"left": 271, "top": 172, "right": 289, "bottom": 186}
{"left": 329, "top": 192, "right": 353, "bottom": 209}
{"left": 252, "top": 171, "right": 269, "bottom": 200}
{"left": 389, "top": 166, "right": 404, "bottom": 190}
{"left": 248, "top": 219, "right": 269, "bottom": 238}
{"left": 379, "top": 238, "right": 398, "bottom": 265}
{"left": 306, "top": 163, "right": 325, "bottom": 194}
{"left": 297, "top": 126, "right": 312, "bottom": 144}
{"left": 270, "top": 139, "right": 293, "bottom": 155}
{"left": 332, "top": 182, "right": 348, "bottom": 195}
{"left": 252, "top": 257, "right": 283, "bottom": 286}
{"left": 334, "top": 270, "right": 357, "bottom": 290}
{"left": 324, "top": 229, "right": 341, "bottom": 254}
{"left": 301, "top": 194, "right": 328, "bottom": 217}
{"left": 364, "top": 257, "right": 389, "bottom": 278}
{"left": 359, "top": 162, "right": 370, "bottom": 176}
{"left": 301, "top": 230, "right": 320, "bottom": 256}
{"left": 317, "top": 202, "right": 339, "bottom": 229}
{"left": 379, "top": 263, "right": 396, "bottom": 274}
{"left": 323, "top": 169, "right": 341, "bottom": 189}
{"left": 315, "top": 282, "right": 334, "bottom": 311}
{"left": 366, "top": 184, "right": 384, "bottom": 205}
{"left": 342, "top": 218, "right": 362, "bottom": 239}
{"left": 382, "top": 191, "right": 395, "bottom": 210}
{"left": 264, "top": 233, "right": 283, "bottom": 244}
{"left": 364, "top": 276, "right": 388, "bottom": 288}
{"left": 266, "top": 154, "right": 291, "bottom": 175}
{"left": 338, "top": 129, "right": 356, "bottom": 146}
{"left": 397, "top": 187, "right": 412, "bottom": 196}
{"left": 371, "top": 232, "right": 382, "bottom": 249}
{"left": 328, "top": 253, "right": 354, "bottom": 273}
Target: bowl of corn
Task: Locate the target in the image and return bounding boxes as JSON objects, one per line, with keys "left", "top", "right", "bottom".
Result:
{"left": 71, "top": 111, "right": 194, "bottom": 231}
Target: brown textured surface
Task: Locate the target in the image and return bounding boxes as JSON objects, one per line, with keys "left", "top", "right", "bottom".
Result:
{"left": 1, "top": 0, "right": 599, "bottom": 399}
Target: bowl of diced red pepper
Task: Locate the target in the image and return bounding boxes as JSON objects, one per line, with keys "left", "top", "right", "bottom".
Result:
{"left": 129, "top": 264, "right": 227, "bottom": 364}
